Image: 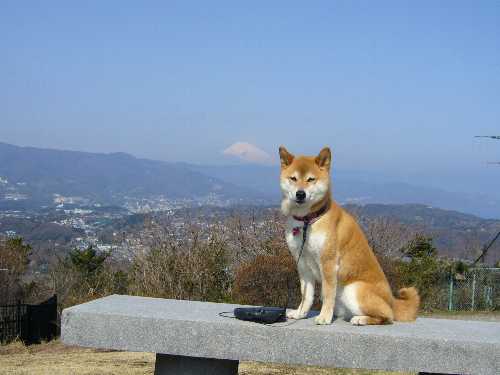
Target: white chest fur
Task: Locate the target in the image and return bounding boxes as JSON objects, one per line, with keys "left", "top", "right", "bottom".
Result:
{"left": 285, "top": 216, "right": 360, "bottom": 319}
{"left": 285, "top": 217, "right": 326, "bottom": 282}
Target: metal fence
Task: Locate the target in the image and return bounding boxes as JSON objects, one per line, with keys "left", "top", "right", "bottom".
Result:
{"left": 0, "top": 302, "right": 28, "bottom": 343}
{"left": 447, "top": 268, "right": 500, "bottom": 311}
{"left": 0, "top": 295, "right": 58, "bottom": 344}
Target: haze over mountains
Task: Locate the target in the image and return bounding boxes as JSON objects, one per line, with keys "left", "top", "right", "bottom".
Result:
{"left": 0, "top": 142, "right": 263, "bottom": 209}
{"left": 185, "top": 164, "right": 500, "bottom": 220}
{"left": 1, "top": 141, "right": 499, "bottom": 219}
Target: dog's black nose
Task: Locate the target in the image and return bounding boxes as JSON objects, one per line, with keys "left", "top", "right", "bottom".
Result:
{"left": 296, "top": 190, "right": 306, "bottom": 202}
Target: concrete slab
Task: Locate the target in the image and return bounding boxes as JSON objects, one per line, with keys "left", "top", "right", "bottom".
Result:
{"left": 154, "top": 354, "right": 238, "bottom": 375}
{"left": 62, "top": 295, "right": 500, "bottom": 375}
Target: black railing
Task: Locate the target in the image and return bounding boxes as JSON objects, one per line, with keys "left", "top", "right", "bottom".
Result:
{"left": 0, "top": 295, "right": 58, "bottom": 344}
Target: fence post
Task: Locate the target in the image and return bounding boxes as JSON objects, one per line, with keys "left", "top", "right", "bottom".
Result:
{"left": 447, "top": 273, "right": 454, "bottom": 311}
{"left": 471, "top": 271, "right": 476, "bottom": 311}
{"left": 16, "top": 300, "right": 21, "bottom": 339}
{"left": 485, "top": 286, "right": 491, "bottom": 309}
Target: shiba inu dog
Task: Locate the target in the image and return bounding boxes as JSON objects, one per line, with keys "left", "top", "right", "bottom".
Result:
{"left": 279, "top": 146, "right": 420, "bottom": 325}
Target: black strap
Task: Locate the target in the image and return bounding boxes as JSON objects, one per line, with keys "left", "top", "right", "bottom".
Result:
{"left": 298, "top": 221, "right": 309, "bottom": 263}
{"left": 301, "top": 222, "right": 309, "bottom": 249}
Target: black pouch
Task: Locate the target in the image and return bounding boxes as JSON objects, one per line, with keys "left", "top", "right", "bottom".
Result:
{"left": 233, "top": 307, "right": 286, "bottom": 324}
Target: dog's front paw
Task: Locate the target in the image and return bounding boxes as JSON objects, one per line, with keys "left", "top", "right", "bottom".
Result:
{"left": 286, "top": 309, "right": 306, "bottom": 320}
{"left": 314, "top": 313, "right": 332, "bottom": 325}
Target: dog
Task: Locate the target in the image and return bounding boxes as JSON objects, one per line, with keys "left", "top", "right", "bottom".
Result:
{"left": 279, "top": 146, "right": 420, "bottom": 325}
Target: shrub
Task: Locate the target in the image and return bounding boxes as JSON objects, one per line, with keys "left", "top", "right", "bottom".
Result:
{"left": 396, "top": 235, "right": 450, "bottom": 310}
{"left": 232, "top": 250, "right": 300, "bottom": 308}
{"left": 128, "top": 226, "right": 231, "bottom": 303}
{"left": 49, "top": 246, "right": 126, "bottom": 310}
{"left": 68, "top": 246, "right": 108, "bottom": 275}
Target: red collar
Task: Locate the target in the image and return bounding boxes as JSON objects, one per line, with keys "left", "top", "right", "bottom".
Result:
{"left": 293, "top": 202, "right": 329, "bottom": 224}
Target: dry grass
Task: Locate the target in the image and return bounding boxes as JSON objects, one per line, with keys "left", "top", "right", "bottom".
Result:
{"left": 420, "top": 310, "right": 500, "bottom": 321}
{"left": 0, "top": 339, "right": 155, "bottom": 375}
{"left": 0, "top": 340, "right": 411, "bottom": 375}
{"left": 239, "top": 363, "right": 412, "bottom": 375}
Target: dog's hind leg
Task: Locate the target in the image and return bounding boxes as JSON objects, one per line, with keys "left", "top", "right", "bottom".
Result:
{"left": 349, "top": 282, "right": 394, "bottom": 326}
{"left": 350, "top": 315, "right": 389, "bottom": 325}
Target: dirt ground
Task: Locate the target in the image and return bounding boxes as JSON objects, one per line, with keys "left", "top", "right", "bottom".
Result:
{"left": 0, "top": 339, "right": 410, "bottom": 375}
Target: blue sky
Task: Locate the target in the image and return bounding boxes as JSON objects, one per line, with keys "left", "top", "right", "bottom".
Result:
{"left": 1, "top": 1, "right": 499, "bottom": 196}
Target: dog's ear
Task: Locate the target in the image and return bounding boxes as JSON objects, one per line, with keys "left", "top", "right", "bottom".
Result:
{"left": 315, "top": 147, "right": 331, "bottom": 170}
{"left": 279, "top": 146, "right": 294, "bottom": 169}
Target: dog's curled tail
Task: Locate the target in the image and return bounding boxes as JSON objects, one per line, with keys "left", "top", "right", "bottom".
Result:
{"left": 393, "top": 287, "right": 420, "bottom": 322}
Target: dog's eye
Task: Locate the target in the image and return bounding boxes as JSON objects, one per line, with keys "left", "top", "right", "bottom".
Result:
{"left": 289, "top": 176, "right": 297, "bottom": 182}
{"left": 307, "top": 177, "right": 316, "bottom": 182}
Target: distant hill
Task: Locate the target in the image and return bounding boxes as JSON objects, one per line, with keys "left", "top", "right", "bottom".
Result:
{"left": 185, "top": 164, "right": 500, "bottom": 219}
{"left": 0, "top": 142, "right": 265, "bottom": 208}
{"left": 344, "top": 203, "right": 500, "bottom": 264}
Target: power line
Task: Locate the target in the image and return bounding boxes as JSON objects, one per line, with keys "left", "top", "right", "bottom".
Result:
{"left": 474, "top": 136, "right": 500, "bottom": 140}
{"left": 472, "top": 231, "right": 500, "bottom": 266}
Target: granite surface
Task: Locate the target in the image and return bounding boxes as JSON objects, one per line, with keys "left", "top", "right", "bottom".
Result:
{"left": 62, "top": 295, "right": 500, "bottom": 375}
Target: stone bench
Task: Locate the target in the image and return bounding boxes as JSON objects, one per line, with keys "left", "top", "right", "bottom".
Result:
{"left": 61, "top": 295, "right": 500, "bottom": 375}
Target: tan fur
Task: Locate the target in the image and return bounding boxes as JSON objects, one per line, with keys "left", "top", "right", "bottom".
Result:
{"left": 279, "top": 146, "right": 420, "bottom": 325}
{"left": 393, "top": 287, "right": 420, "bottom": 321}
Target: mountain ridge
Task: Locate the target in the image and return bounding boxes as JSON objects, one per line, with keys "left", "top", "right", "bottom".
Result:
{"left": 0, "top": 142, "right": 265, "bottom": 208}
{"left": 1, "top": 141, "right": 499, "bottom": 219}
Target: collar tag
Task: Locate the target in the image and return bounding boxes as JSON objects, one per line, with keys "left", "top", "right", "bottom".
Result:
{"left": 292, "top": 227, "right": 301, "bottom": 236}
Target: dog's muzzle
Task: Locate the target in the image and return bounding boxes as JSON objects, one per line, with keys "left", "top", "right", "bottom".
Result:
{"left": 295, "top": 190, "right": 306, "bottom": 204}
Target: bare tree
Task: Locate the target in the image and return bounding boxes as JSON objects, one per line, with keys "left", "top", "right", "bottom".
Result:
{"left": 362, "top": 216, "right": 418, "bottom": 258}
{"left": 0, "top": 237, "right": 31, "bottom": 303}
